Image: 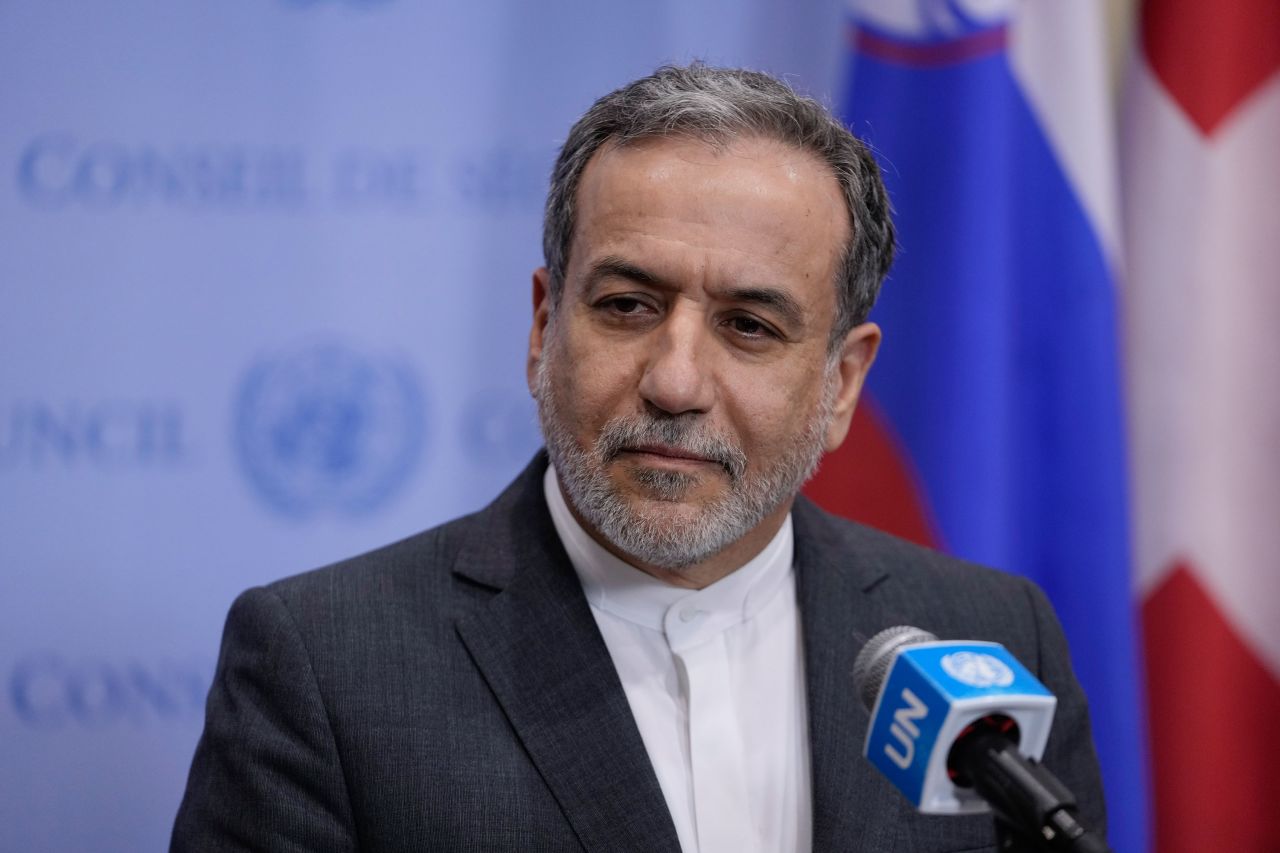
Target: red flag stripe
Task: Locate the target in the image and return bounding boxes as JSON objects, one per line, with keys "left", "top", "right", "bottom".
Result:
{"left": 1143, "top": 563, "right": 1280, "bottom": 852}
{"left": 850, "top": 25, "right": 1008, "bottom": 69}
{"left": 1141, "top": 0, "right": 1280, "bottom": 135}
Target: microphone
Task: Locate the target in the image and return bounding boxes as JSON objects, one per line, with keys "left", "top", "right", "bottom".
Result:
{"left": 853, "top": 626, "right": 1110, "bottom": 852}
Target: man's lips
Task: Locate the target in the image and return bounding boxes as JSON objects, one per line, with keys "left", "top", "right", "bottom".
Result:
{"left": 620, "top": 444, "right": 717, "bottom": 465}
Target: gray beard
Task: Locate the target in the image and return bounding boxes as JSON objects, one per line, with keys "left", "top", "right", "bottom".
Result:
{"left": 532, "top": 342, "right": 837, "bottom": 570}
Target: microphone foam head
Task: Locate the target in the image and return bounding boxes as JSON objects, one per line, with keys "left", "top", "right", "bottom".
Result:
{"left": 853, "top": 625, "right": 940, "bottom": 711}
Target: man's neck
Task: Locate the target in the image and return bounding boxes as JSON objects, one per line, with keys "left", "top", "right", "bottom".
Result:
{"left": 556, "top": 479, "right": 795, "bottom": 590}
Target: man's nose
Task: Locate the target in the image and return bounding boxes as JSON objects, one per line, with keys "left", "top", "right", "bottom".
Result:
{"left": 637, "top": 309, "right": 715, "bottom": 416}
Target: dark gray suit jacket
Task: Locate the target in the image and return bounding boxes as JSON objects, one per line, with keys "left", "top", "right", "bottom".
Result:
{"left": 172, "top": 453, "right": 1106, "bottom": 852}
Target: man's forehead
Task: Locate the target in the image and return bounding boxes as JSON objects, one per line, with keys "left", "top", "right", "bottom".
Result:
{"left": 567, "top": 134, "right": 850, "bottom": 296}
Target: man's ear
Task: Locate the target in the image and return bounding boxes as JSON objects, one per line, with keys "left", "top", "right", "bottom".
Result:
{"left": 527, "top": 267, "right": 553, "bottom": 394}
{"left": 824, "top": 322, "right": 881, "bottom": 452}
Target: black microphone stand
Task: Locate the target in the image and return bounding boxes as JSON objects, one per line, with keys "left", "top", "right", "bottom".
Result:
{"left": 952, "top": 729, "right": 1112, "bottom": 853}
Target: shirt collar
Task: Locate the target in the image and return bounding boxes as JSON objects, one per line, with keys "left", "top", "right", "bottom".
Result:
{"left": 544, "top": 465, "right": 794, "bottom": 640}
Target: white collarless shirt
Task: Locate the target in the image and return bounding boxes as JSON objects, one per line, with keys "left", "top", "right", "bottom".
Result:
{"left": 544, "top": 466, "right": 812, "bottom": 853}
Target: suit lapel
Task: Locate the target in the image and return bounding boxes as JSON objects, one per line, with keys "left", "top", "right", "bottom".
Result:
{"left": 793, "top": 499, "right": 906, "bottom": 852}
{"left": 453, "top": 457, "right": 682, "bottom": 853}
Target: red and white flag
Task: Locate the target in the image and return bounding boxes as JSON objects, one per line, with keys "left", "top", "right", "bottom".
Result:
{"left": 1124, "top": 1, "right": 1280, "bottom": 850}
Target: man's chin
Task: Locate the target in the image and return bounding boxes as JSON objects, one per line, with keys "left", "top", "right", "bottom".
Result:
{"left": 577, "top": 475, "right": 755, "bottom": 572}
{"left": 613, "top": 455, "right": 728, "bottom": 494}
{"left": 611, "top": 508, "right": 730, "bottom": 571}
{"left": 612, "top": 468, "right": 723, "bottom": 506}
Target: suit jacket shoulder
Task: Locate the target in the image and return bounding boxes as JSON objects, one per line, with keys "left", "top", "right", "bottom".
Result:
{"left": 794, "top": 499, "right": 1053, "bottom": 649}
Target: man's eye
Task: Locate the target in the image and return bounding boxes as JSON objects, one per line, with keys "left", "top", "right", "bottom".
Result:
{"left": 727, "top": 315, "right": 774, "bottom": 338}
{"left": 609, "top": 297, "right": 644, "bottom": 314}
{"left": 599, "top": 296, "right": 655, "bottom": 317}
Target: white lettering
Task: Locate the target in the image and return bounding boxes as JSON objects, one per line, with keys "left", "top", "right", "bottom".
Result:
{"left": 884, "top": 687, "right": 928, "bottom": 769}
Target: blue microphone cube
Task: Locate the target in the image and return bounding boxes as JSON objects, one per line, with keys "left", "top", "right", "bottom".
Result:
{"left": 863, "top": 641, "right": 1056, "bottom": 814}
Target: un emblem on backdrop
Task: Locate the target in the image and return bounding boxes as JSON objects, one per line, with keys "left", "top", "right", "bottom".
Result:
{"left": 234, "top": 341, "right": 426, "bottom": 517}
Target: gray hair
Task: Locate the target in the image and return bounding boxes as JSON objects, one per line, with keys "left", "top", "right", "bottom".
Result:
{"left": 542, "top": 62, "right": 895, "bottom": 348}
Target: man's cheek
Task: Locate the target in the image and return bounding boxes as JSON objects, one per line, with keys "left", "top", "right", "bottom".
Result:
{"left": 577, "top": 367, "right": 633, "bottom": 416}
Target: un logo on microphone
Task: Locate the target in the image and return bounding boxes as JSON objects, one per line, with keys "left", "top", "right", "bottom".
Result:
{"left": 940, "top": 651, "right": 1015, "bottom": 688}
{"left": 234, "top": 341, "right": 426, "bottom": 517}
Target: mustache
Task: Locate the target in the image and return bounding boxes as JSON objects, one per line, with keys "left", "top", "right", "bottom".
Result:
{"left": 595, "top": 415, "right": 748, "bottom": 481}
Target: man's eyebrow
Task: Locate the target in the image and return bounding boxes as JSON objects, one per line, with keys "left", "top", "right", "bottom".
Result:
{"left": 584, "top": 256, "right": 669, "bottom": 291}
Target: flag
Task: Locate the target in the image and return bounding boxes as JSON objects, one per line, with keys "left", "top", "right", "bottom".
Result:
{"left": 806, "top": 3, "right": 1148, "bottom": 849}
{"left": 1123, "top": 0, "right": 1280, "bottom": 849}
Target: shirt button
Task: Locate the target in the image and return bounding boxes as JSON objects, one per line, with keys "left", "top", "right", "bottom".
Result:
{"left": 679, "top": 606, "right": 701, "bottom": 623}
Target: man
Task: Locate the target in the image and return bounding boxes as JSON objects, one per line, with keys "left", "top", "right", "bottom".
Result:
{"left": 173, "top": 65, "right": 1106, "bottom": 852}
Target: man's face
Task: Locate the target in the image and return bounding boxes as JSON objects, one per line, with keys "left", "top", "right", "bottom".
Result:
{"left": 529, "top": 135, "right": 879, "bottom": 574}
